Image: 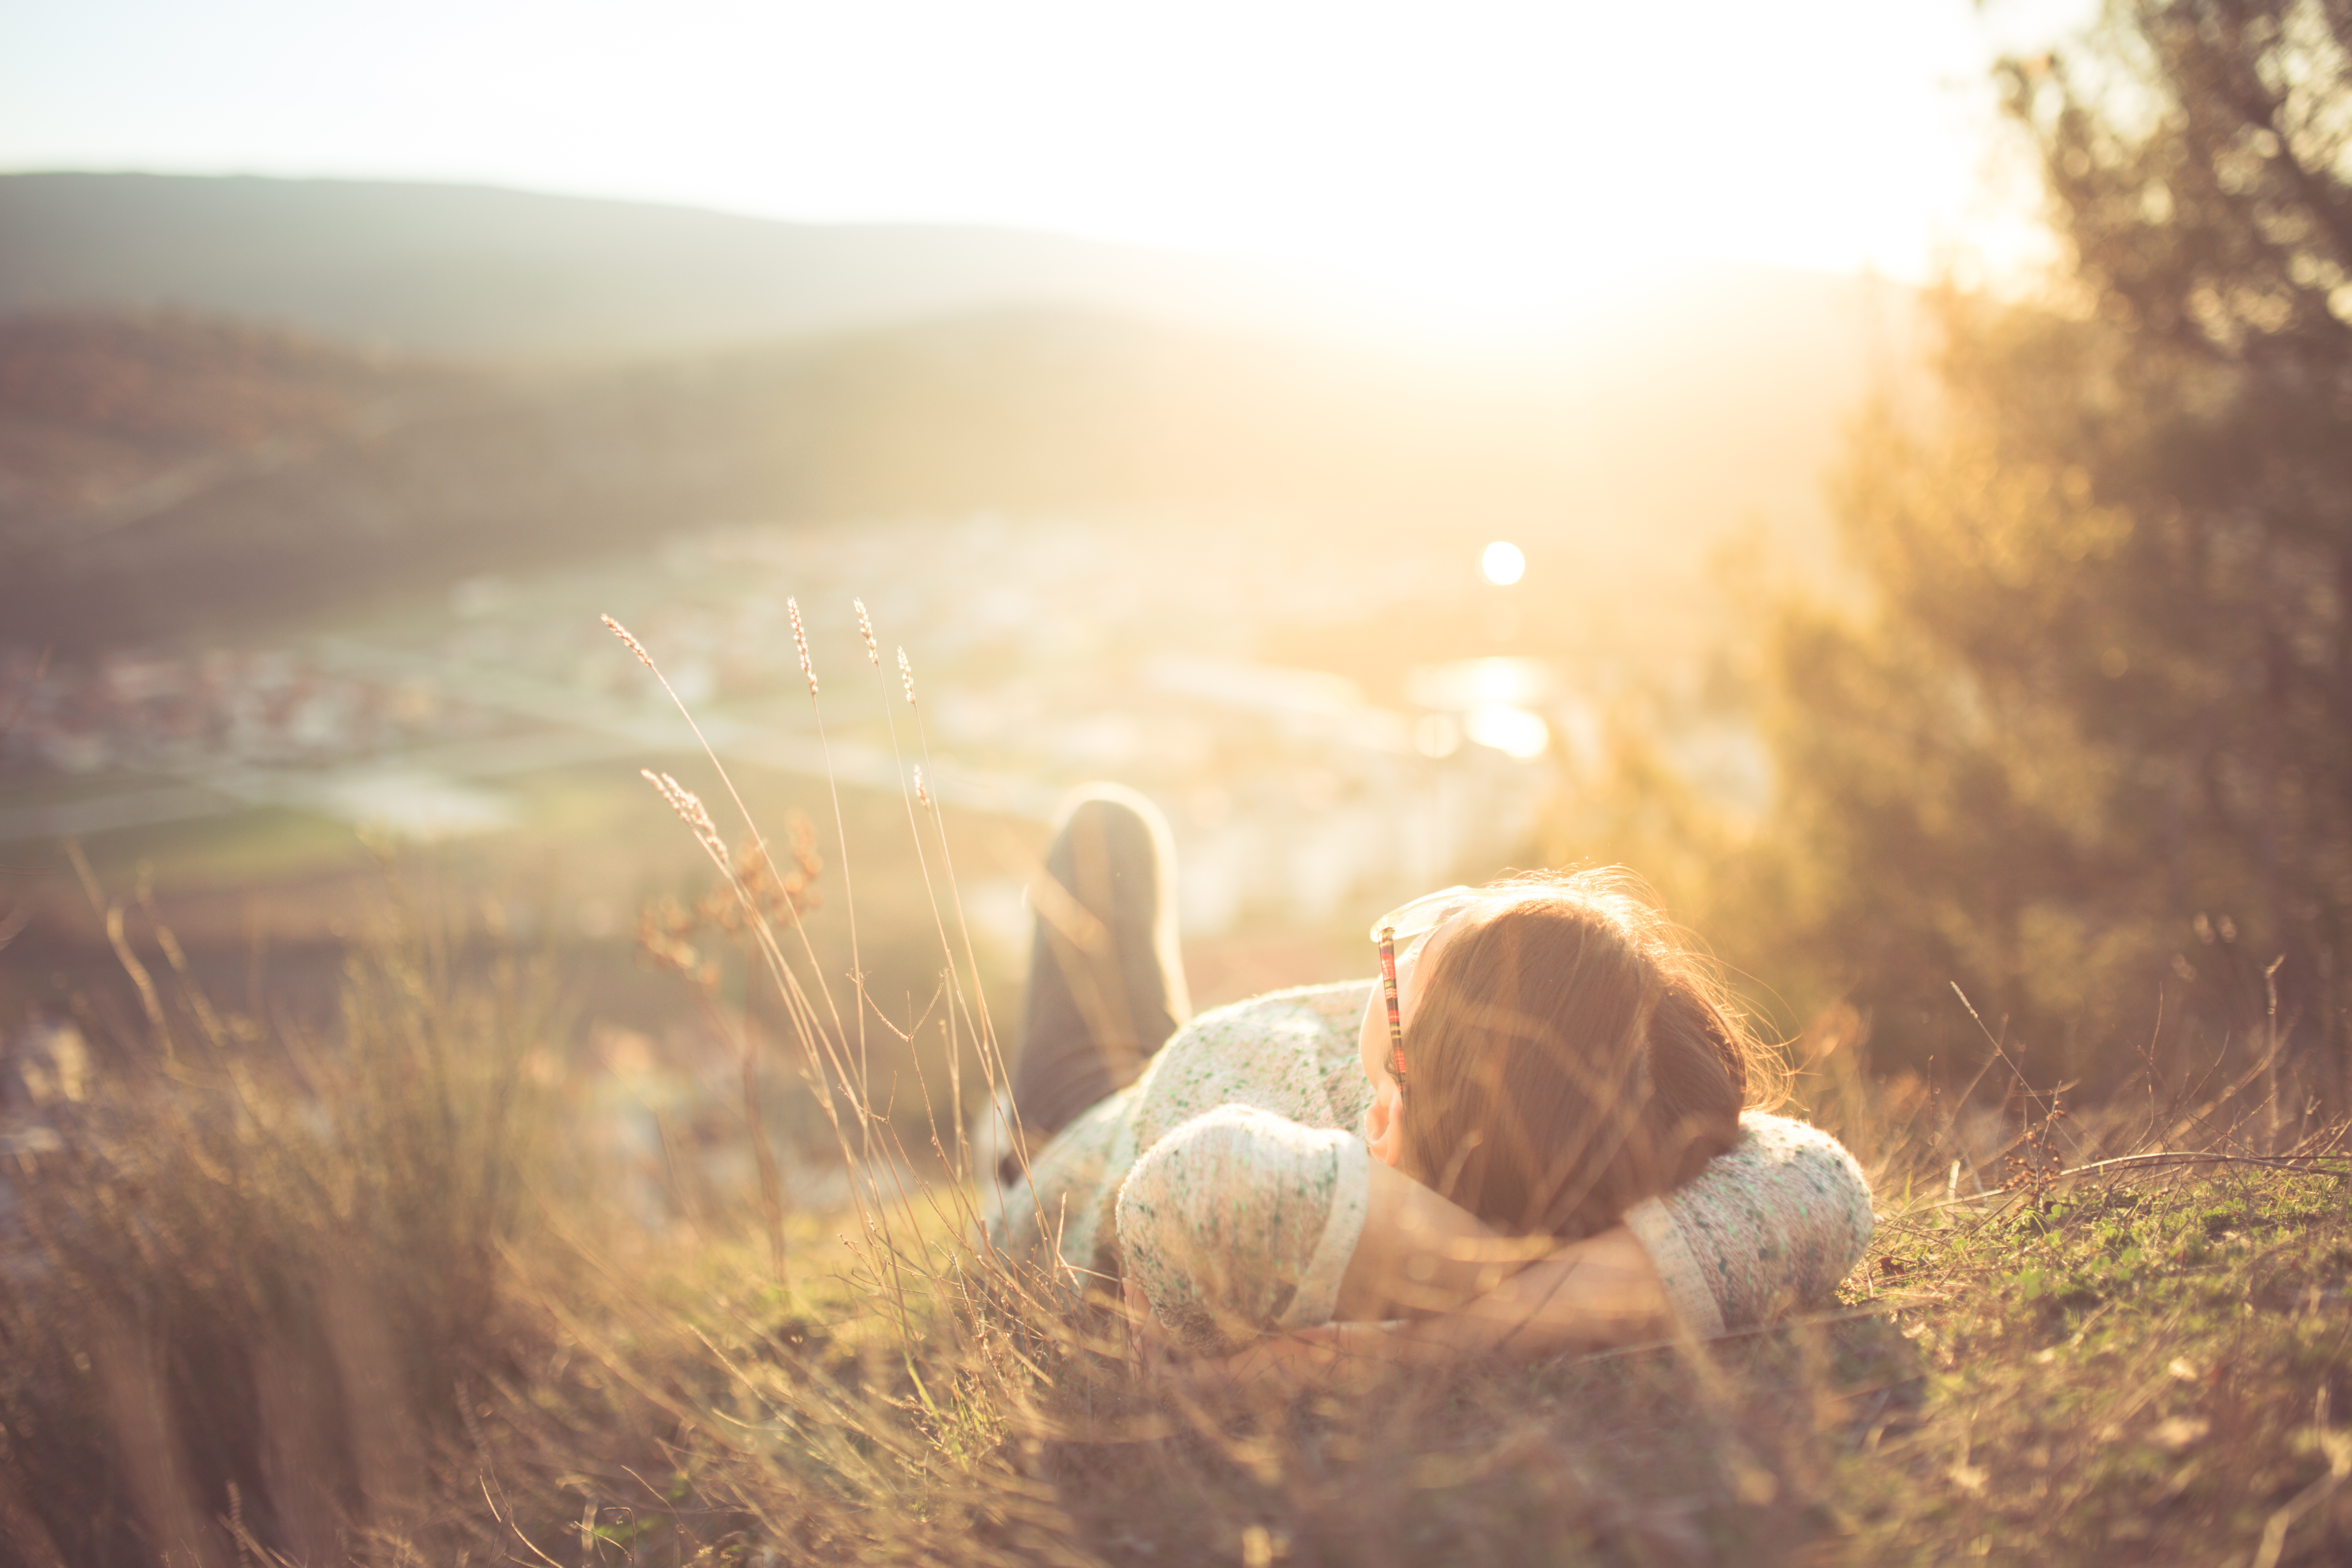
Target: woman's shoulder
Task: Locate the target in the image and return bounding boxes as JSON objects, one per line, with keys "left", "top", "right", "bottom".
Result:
{"left": 1180, "top": 979, "right": 1374, "bottom": 1086}
{"left": 1711, "top": 1111, "right": 1878, "bottom": 1238}
{"left": 1187, "top": 978, "right": 1374, "bottom": 1032}
{"left": 1638, "top": 1110, "right": 1876, "bottom": 1332}
{"left": 1136, "top": 979, "right": 1375, "bottom": 1139}
{"left": 1733, "top": 1111, "right": 1870, "bottom": 1176}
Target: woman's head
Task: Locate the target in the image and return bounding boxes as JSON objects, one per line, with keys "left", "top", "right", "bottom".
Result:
{"left": 1357, "top": 869, "right": 1756, "bottom": 1239}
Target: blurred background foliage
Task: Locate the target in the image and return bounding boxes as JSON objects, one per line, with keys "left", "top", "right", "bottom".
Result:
{"left": 1576, "top": 0, "right": 2352, "bottom": 1115}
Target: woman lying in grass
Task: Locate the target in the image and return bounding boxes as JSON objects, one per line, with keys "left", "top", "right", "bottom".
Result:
{"left": 986, "top": 786, "right": 1873, "bottom": 1367}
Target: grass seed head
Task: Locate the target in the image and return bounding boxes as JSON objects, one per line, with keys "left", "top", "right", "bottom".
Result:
{"left": 641, "top": 768, "right": 728, "bottom": 867}
{"left": 855, "top": 598, "right": 880, "bottom": 665}
{"left": 602, "top": 614, "right": 655, "bottom": 670}
{"left": 788, "top": 597, "right": 817, "bottom": 695}
{"left": 898, "top": 646, "right": 917, "bottom": 706}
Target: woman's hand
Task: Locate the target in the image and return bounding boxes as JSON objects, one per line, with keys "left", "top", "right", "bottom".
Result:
{"left": 1417, "top": 1222, "right": 1670, "bottom": 1352}
{"left": 1334, "top": 1155, "right": 1558, "bottom": 1320}
{"left": 1191, "top": 1223, "right": 1675, "bottom": 1394}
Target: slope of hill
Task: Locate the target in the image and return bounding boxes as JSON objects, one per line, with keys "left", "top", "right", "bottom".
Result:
{"left": 0, "top": 174, "right": 1917, "bottom": 380}
{"left": 0, "top": 285, "right": 1902, "bottom": 649}
{"left": 0, "top": 312, "right": 457, "bottom": 562}
{"left": 0, "top": 174, "right": 1919, "bottom": 649}
{"left": 0, "top": 312, "right": 746, "bottom": 644}
{"left": 0, "top": 173, "right": 1323, "bottom": 358}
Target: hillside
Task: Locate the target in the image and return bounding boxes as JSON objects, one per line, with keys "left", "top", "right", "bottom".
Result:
{"left": 0, "top": 280, "right": 1900, "bottom": 648}
{"left": 0, "top": 173, "right": 1919, "bottom": 377}
{"left": 0, "top": 173, "right": 1324, "bottom": 359}
{"left": 0, "top": 175, "right": 1921, "bottom": 653}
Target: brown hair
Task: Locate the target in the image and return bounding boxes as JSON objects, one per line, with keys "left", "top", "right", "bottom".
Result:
{"left": 1397, "top": 869, "right": 1759, "bottom": 1239}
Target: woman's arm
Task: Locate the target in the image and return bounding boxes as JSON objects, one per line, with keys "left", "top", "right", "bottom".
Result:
{"left": 1118, "top": 1105, "right": 1595, "bottom": 1346}
{"left": 1623, "top": 1112, "right": 1876, "bottom": 1335}
{"left": 1347, "top": 1218, "right": 1668, "bottom": 1352}
{"left": 1330, "top": 1114, "right": 1872, "bottom": 1342}
{"left": 1116, "top": 1105, "right": 1371, "bottom": 1351}
{"left": 1332, "top": 1156, "right": 1557, "bottom": 1320}
{"left": 1122, "top": 1105, "right": 1871, "bottom": 1357}
{"left": 1199, "top": 1225, "right": 1667, "bottom": 1391}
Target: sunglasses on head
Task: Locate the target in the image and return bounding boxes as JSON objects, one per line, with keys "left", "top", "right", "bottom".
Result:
{"left": 1369, "top": 886, "right": 1479, "bottom": 1098}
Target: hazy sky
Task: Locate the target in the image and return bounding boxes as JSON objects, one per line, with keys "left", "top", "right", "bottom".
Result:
{"left": 2, "top": 0, "right": 2089, "bottom": 328}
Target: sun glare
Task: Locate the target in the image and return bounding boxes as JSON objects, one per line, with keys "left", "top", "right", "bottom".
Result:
{"left": 0, "top": 1, "right": 2063, "bottom": 328}
{"left": 1481, "top": 541, "right": 1526, "bottom": 586}
{"left": 1463, "top": 706, "right": 1550, "bottom": 761}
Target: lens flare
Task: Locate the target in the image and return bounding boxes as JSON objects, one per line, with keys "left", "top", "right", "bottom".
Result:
{"left": 1480, "top": 541, "right": 1526, "bottom": 586}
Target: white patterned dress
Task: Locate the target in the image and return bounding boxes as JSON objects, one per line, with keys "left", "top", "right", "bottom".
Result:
{"left": 988, "top": 981, "right": 1874, "bottom": 1354}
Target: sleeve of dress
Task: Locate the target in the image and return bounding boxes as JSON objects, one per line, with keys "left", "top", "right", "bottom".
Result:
{"left": 1115, "top": 1104, "right": 1370, "bottom": 1354}
{"left": 1620, "top": 1113, "right": 1875, "bottom": 1338}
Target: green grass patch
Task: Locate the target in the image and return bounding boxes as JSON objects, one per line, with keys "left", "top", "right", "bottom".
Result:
{"left": 1832, "top": 1167, "right": 2352, "bottom": 1565}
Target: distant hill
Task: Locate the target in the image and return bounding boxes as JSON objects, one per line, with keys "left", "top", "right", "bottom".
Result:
{"left": 0, "top": 174, "right": 1921, "bottom": 649}
{"left": 0, "top": 174, "right": 1916, "bottom": 377}
{"left": 0, "top": 294, "right": 1909, "bottom": 649}
{"left": 0, "top": 173, "right": 1327, "bottom": 358}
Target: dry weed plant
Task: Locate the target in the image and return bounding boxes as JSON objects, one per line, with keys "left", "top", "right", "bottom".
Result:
{"left": 4, "top": 605, "right": 2352, "bottom": 1566}
{"left": 1, "top": 843, "right": 566, "bottom": 1566}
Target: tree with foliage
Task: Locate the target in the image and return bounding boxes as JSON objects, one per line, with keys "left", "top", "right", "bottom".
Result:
{"left": 1760, "top": 0, "right": 2352, "bottom": 1112}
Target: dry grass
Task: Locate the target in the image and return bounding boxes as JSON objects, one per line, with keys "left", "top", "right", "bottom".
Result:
{"left": 0, "top": 857, "right": 564, "bottom": 1566}
{"left": 5, "top": 614, "right": 2350, "bottom": 1567}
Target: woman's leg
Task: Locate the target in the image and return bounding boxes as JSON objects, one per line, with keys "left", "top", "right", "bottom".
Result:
{"left": 1002, "top": 784, "right": 1191, "bottom": 1175}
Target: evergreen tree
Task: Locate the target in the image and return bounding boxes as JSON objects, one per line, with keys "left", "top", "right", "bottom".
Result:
{"left": 1766, "top": 0, "right": 2352, "bottom": 1107}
